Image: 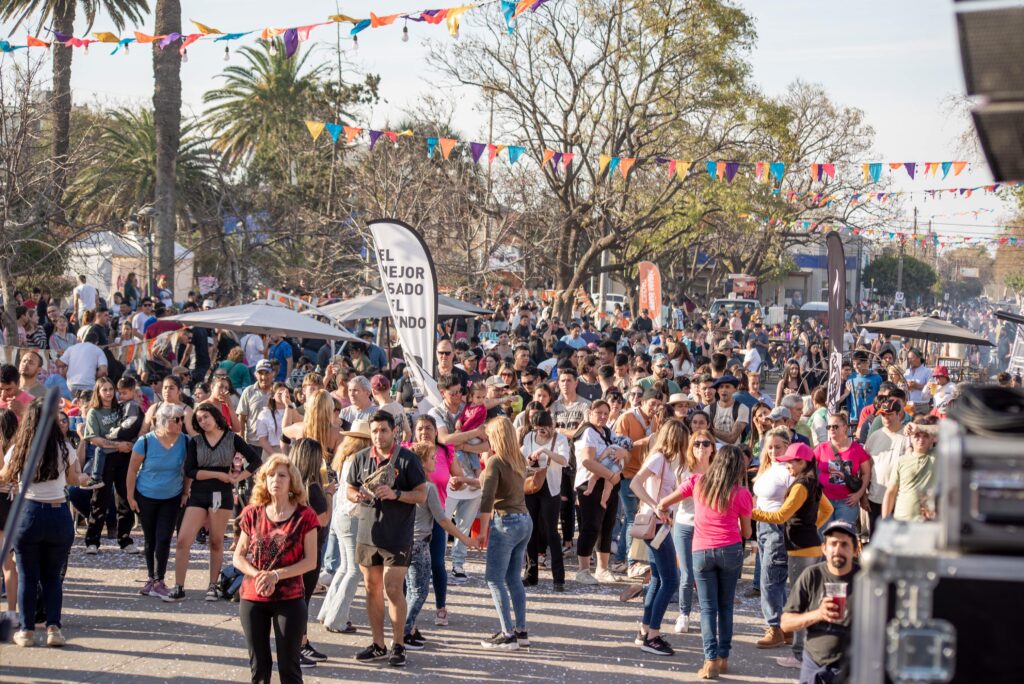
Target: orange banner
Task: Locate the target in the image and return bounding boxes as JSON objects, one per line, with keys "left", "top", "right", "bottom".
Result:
{"left": 638, "top": 261, "right": 662, "bottom": 329}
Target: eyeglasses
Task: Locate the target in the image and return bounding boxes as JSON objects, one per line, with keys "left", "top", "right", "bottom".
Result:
{"left": 693, "top": 440, "right": 713, "bottom": 448}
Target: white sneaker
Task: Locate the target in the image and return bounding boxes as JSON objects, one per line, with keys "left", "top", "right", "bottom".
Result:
{"left": 593, "top": 568, "right": 618, "bottom": 584}
{"left": 627, "top": 563, "right": 649, "bottom": 579}
{"left": 776, "top": 654, "right": 802, "bottom": 669}
{"left": 122, "top": 542, "right": 140, "bottom": 555}
{"left": 673, "top": 615, "right": 690, "bottom": 634}
{"left": 574, "top": 569, "right": 598, "bottom": 585}
{"left": 85, "top": 545, "right": 99, "bottom": 555}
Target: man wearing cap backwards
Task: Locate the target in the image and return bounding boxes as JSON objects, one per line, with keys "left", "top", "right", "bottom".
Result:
{"left": 709, "top": 376, "right": 749, "bottom": 446}
{"left": 863, "top": 389, "right": 910, "bottom": 537}
{"left": 780, "top": 519, "right": 860, "bottom": 683}
{"left": 638, "top": 353, "right": 681, "bottom": 395}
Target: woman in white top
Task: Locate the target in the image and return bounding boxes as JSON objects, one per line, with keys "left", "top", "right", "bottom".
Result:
{"left": 254, "top": 383, "right": 290, "bottom": 458}
{"left": 520, "top": 410, "right": 569, "bottom": 590}
{"left": 317, "top": 423, "right": 371, "bottom": 634}
{"left": 629, "top": 419, "right": 689, "bottom": 657}
{"left": 1, "top": 399, "right": 89, "bottom": 648}
{"left": 670, "top": 426, "right": 716, "bottom": 635}
{"left": 750, "top": 427, "right": 793, "bottom": 648}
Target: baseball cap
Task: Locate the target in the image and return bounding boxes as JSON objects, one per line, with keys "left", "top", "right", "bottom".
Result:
{"left": 711, "top": 375, "right": 740, "bottom": 389}
{"left": 822, "top": 519, "right": 859, "bottom": 544}
{"left": 776, "top": 442, "right": 813, "bottom": 463}
{"left": 202, "top": 299, "right": 216, "bottom": 309}
{"left": 768, "top": 406, "right": 791, "bottom": 422}
{"left": 484, "top": 375, "right": 507, "bottom": 388}
{"left": 255, "top": 360, "right": 273, "bottom": 373}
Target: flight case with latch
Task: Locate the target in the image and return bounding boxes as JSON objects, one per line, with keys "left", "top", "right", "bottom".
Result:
{"left": 851, "top": 521, "right": 1024, "bottom": 684}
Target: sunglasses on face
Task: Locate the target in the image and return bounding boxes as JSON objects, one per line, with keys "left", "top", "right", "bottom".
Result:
{"left": 693, "top": 440, "right": 713, "bottom": 448}
{"left": 826, "top": 424, "right": 844, "bottom": 431}
{"left": 173, "top": 417, "right": 184, "bottom": 424}
{"left": 437, "top": 351, "right": 453, "bottom": 356}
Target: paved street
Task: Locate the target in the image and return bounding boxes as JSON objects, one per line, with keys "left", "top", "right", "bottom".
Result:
{"left": 2, "top": 538, "right": 795, "bottom": 683}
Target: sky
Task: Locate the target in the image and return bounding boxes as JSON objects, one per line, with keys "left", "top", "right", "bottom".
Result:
{"left": 1, "top": 0, "right": 1016, "bottom": 244}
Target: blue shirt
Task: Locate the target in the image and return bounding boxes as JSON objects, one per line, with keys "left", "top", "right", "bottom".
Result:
{"left": 133, "top": 433, "right": 188, "bottom": 499}
{"left": 44, "top": 373, "right": 72, "bottom": 401}
{"left": 848, "top": 371, "right": 882, "bottom": 421}
{"left": 270, "top": 340, "right": 293, "bottom": 382}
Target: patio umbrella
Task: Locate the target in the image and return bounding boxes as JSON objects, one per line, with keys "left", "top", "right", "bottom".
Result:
{"left": 860, "top": 315, "right": 993, "bottom": 346}
{"left": 167, "top": 300, "right": 363, "bottom": 342}
{"left": 315, "top": 291, "right": 489, "bottom": 322}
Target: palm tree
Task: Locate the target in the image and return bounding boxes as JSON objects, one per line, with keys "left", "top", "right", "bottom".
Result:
{"left": 67, "top": 108, "right": 218, "bottom": 224}
{"left": 202, "top": 41, "right": 329, "bottom": 169}
{"left": 152, "top": 0, "right": 180, "bottom": 283}
{"left": 0, "top": 0, "right": 149, "bottom": 211}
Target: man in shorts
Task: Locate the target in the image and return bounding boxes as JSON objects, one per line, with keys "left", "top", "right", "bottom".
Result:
{"left": 346, "top": 411, "right": 428, "bottom": 668}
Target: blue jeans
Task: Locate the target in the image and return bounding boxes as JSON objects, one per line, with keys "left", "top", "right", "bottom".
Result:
{"left": 615, "top": 479, "right": 639, "bottom": 563}
{"left": 484, "top": 513, "right": 532, "bottom": 635}
{"left": 642, "top": 526, "right": 679, "bottom": 631}
{"left": 800, "top": 649, "right": 842, "bottom": 683}
{"left": 671, "top": 523, "right": 696, "bottom": 616}
{"left": 429, "top": 520, "right": 448, "bottom": 609}
{"left": 828, "top": 499, "right": 860, "bottom": 526}
{"left": 322, "top": 527, "right": 340, "bottom": 575}
{"left": 757, "top": 522, "right": 789, "bottom": 627}
{"left": 14, "top": 501, "right": 75, "bottom": 629}
{"left": 693, "top": 542, "right": 745, "bottom": 661}
{"left": 446, "top": 496, "right": 481, "bottom": 570}
{"left": 404, "top": 538, "right": 431, "bottom": 633}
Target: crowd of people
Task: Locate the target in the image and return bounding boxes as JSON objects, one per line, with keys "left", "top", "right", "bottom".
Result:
{"left": 0, "top": 278, "right": 1019, "bottom": 683}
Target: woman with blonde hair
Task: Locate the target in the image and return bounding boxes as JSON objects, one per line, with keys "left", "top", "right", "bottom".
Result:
{"left": 282, "top": 390, "right": 341, "bottom": 463}
{"left": 670, "top": 427, "right": 716, "bottom": 634}
{"left": 477, "top": 417, "right": 532, "bottom": 651}
{"left": 318, "top": 423, "right": 372, "bottom": 634}
{"left": 629, "top": 419, "right": 689, "bottom": 656}
{"left": 750, "top": 427, "right": 793, "bottom": 649}
{"left": 234, "top": 454, "right": 319, "bottom": 684}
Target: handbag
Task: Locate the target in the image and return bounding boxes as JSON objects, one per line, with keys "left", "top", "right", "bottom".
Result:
{"left": 629, "top": 457, "right": 668, "bottom": 540}
{"left": 524, "top": 466, "right": 548, "bottom": 496}
{"left": 830, "top": 443, "right": 863, "bottom": 493}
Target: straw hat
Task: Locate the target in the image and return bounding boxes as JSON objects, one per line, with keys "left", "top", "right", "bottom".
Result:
{"left": 341, "top": 419, "right": 372, "bottom": 440}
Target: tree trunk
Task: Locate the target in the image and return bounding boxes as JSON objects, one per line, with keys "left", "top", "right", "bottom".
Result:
{"left": 50, "top": 1, "right": 76, "bottom": 222}
{"left": 0, "top": 257, "right": 17, "bottom": 344}
{"left": 152, "top": 0, "right": 182, "bottom": 286}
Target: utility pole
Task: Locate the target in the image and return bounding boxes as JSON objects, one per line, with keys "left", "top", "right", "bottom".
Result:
{"left": 482, "top": 87, "right": 495, "bottom": 288}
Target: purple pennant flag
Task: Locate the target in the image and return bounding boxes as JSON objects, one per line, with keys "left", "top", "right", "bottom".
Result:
{"left": 724, "top": 162, "right": 740, "bottom": 183}
{"left": 655, "top": 157, "right": 671, "bottom": 164}
{"left": 283, "top": 28, "right": 299, "bottom": 58}
{"left": 551, "top": 152, "right": 563, "bottom": 171}
{"left": 52, "top": 31, "right": 74, "bottom": 43}
{"left": 469, "top": 142, "right": 487, "bottom": 164}
{"left": 158, "top": 32, "right": 181, "bottom": 49}
{"left": 530, "top": 0, "right": 551, "bottom": 10}
{"left": 368, "top": 130, "right": 383, "bottom": 150}
{"left": 904, "top": 162, "right": 916, "bottom": 180}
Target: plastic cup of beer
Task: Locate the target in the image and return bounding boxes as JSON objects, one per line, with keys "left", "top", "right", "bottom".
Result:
{"left": 825, "top": 582, "right": 847, "bottom": 619}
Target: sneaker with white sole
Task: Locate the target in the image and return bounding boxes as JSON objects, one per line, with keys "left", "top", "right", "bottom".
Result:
{"left": 450, "top": 569, "right": 468, "bottom": 585}
{"left": 121, "top": 542, "right": 140, "bottom": 555}
{"left": 85, "top": 545, "right": 99, "bottom": 555}
{"left": 162, "top": 585, "right": 186, "bottom": 602}
{"left": 46, "top": 626, "right": 66, "bottom": 647}
{"left": 776, "top": 654, "right": 802, "bottom": 669}
{"left": 434, "top": 608, "right": 449, "bottom": 626}
{"left": 674, "top": 614, "right": 690, "bottom": 634}
{"left": 574, "top": 569, "right": 598, "bottom": 585}
{"left": 641, "top": 634, "right": 674, "bottom": 656}
{"left": 13, "top": 630, "right": 34, "bottom": 647}
{"left": 627, "top": 563, "right": 649, "bottom": 579}
{"left": 514, "top": 630, "right": 529, "bottom": 648}
{"left": 79, "top": 478, "right": 105, "bottom": 490}
{"left": 139, "top": 579, "right": 155, "bottom": 596}
{"left": 149, "top": 580, "right": 170, "bottom": 600}
{"left": 480, "top": 632, "right": 518, "bottom": 651}
{"left": 593, "top": 568, "right": 618, "bottom": 584}
{"left": 205, "top": 584, "right": 220, "bottom": 602}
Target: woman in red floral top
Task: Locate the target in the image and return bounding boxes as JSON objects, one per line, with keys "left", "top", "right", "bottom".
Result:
{"left": 233, "top": 454, "right": 319, "bottom": 684}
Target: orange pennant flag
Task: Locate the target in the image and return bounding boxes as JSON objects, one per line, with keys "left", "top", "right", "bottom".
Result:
{"left": 888, "top": 163, "right": 902, "bottom": 171}
{"left": 27, "top": 35, "right": 51, "bottom": 47}
{"left": 261, "top": 27, "right": 285, "bottom": 40}
{"left": 543, "top": 149, "right": 556, "bottom": 166}
{"left": 952, "top": 161, "right": 967, "bottom": 176}
{"left": 716, "top": 161, "right": 726, "bottom": 179}
{"left": 438, "top": 138, "right": 458, "bottom": 160}
{"left": 620, "top": 158, "right": 636, "bottom": 178}
{"left": 370, "top": 12, "right": 399, "bottom": 28}
{"left": 342, "top": 126, "right": 361, "bottom": 144}
{"left": 133, "top": 32, "right": 163, "bottom": 44}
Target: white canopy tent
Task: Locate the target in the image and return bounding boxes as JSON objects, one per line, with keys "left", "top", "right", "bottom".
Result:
{"left": 313, "top": 291, "right": 490, "bottom": 322}
{"left": 65, "top": 231, "right": 194, "bottom": 303}
{"left": 166, "top": 300, "right": 363, "bottom": 342}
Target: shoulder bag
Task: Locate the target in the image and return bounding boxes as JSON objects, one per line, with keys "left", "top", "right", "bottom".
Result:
{"left": 523, "top": 434, "right": 549, "bottom": 496}
{"left": 630, "top": 456, "right": 668, "bottom": 540}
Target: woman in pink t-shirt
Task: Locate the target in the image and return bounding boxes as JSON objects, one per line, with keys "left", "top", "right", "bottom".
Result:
{"left": 659, "top": 444, "right": 752, "bottom": 680}
{"left": 812, "top": 410, "right": 871, "bottom": 526}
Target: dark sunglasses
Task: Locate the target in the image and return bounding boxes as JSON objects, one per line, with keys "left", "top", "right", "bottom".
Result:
{"left": 693, "top": 440, "right": 713, "bottom": 448}
{"left": 826, "top": 424, "right": 844, "bottom": 431}
{"left": 437, "top": 351, "right": 453, "bottom": 356}
{"left": 173, "top": 417, "right": 184, "bottom": 424}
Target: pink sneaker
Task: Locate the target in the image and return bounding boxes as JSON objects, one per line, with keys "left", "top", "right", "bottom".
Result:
{"left": 434, "top": 608, "right": 448, "bottom": 626}
{"left": 149, "top": 580, "right": 170, "bottom": 600}
{"left": 139, "top": 579, "right": 155, "bottom": 596}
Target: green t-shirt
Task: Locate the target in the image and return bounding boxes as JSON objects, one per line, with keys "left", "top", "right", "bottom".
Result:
{"left": 889, "top": 450, "right": 935, "bottom": 522}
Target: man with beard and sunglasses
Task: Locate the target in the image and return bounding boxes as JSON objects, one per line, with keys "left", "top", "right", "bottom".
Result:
{"left": 780, "top": 520, "right": 860, "bottom": 683}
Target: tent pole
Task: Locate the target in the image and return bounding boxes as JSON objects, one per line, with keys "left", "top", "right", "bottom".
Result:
{"left": 384, "top": 316, "right": 393, "bottom": 373}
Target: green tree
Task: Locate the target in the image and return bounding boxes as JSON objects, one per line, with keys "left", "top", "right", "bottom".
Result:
{"left": 862, "top": 250, "right": 937, "bottom": 303}
{"left": 0, "top": 0, "right": 149, "bottom": 213}
{"left": 1006, "top": 272, "right": 1024, "bottom": 300}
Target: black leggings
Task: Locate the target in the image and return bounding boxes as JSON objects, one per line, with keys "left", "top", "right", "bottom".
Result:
{"left": 575, "top": 483, "right": 620, "bottom": 558}
{"left": 240, "top": 598, "right": 307, "bottom": 684}
{"left": 560, "top": 469, "right": 576, "bottom": 544}
{"left": 135, "top": 490, "right": 180, "bottom": 581}
{"left": 85, "top": 453, "right": 135, "bottom": 548}
{"left": 526, "top": 491, "right": 565, "bottom": 584}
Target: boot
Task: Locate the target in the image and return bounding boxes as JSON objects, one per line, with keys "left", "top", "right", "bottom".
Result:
{"left": 784, "top": 630, "right": 793, "bottom": 645}
{"left": 716, "top": 657, "right": 729, "bottom": 674}
{"left": 756, "top": 626, "right": 786, "bottom": 649}
{"left": 697, "top": 659, "right": 720, "bottom": 679}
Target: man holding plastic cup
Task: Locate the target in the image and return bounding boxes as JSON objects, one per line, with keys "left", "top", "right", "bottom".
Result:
{"left": 780, "top": 520, "right": 860, "bottom": 683}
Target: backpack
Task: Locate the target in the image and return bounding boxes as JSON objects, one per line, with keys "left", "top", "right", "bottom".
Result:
{"left": 709, "top": 401, "right": 748, "bottom": 441}
{"left": 218, "top": 563, "right": 244, "bottom": 602}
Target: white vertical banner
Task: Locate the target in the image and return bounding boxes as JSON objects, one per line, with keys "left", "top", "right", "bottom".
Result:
{"left": 367, "top": 219, "right": 443, "bottom": 409}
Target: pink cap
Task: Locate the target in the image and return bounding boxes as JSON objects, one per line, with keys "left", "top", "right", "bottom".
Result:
{"left": 776, "top": 442, "right": 814, "bottom": 463}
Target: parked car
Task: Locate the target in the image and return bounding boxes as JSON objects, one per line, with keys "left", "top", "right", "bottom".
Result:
{"left": 708, "top": 297, "right": 765, "bottom": 321}
{"left": 591, "top": 292, "right": 628, "bottom": 316}
{"left": 798, "top": 301, "right": 829, "bottom": 325}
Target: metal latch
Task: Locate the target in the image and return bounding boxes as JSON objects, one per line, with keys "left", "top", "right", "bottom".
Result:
{"left": 885, "top": 579, "right": 956, "bottom": 682}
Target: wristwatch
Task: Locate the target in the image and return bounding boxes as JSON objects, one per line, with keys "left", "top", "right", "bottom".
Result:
{"left": 393, "top": 488, "right": 402, "bottom": 501}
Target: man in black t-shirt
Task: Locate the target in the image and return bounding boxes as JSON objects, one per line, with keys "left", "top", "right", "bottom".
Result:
{"left": 781, "top": 520, "right": 860, "bottom": 683}
{"left": 346, "top": 411, "right": 427, "bottom": 666}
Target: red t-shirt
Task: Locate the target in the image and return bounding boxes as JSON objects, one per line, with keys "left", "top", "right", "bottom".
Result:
{"left": 238, "top": 504, "right": 319, "bottom": 602}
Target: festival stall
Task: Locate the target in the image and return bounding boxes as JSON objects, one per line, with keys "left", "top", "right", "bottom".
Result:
{"left": 65, "top": 231, "right": 194, "bottom": 304}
